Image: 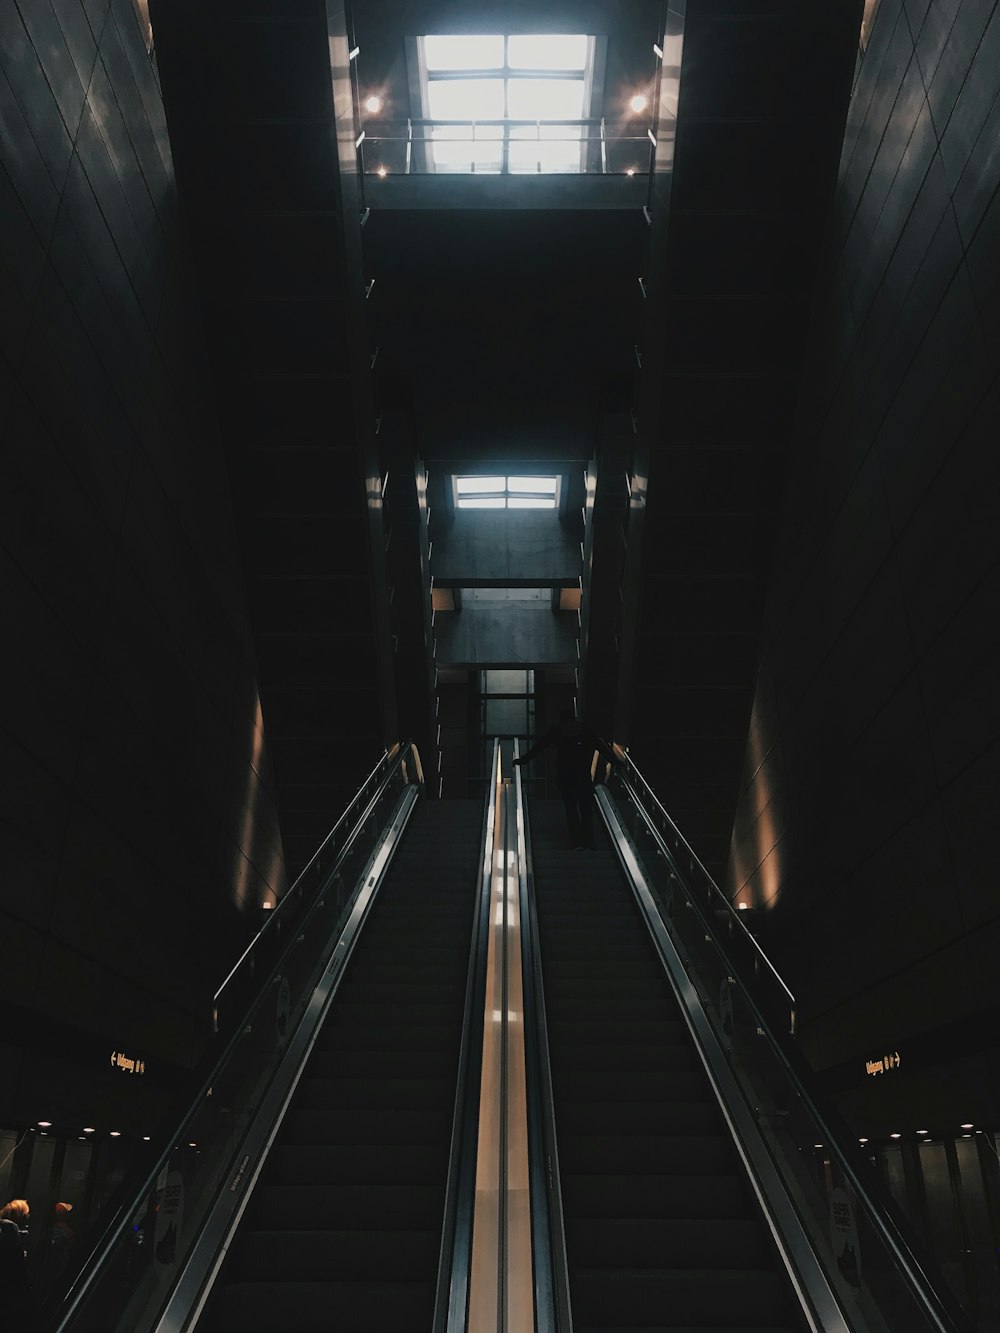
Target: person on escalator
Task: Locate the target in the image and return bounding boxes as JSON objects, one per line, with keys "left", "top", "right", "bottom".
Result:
{"left": 513, "top": 709, "right": 616, "bottom": 849}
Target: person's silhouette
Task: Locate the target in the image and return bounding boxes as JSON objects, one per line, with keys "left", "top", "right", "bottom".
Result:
{"left": 514, "top": 709, "right": 615, "bottom": 848}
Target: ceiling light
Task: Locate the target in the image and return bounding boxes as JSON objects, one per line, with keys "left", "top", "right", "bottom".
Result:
{"left": 961, "top": 1123, "right": 974, "bottom": 1129}
{"left": 83, "top": 1127, "right": 96, "bottom": 1134}
{"left": 916, "top": 1129, "right": 928, "bottom": 1134}
{"left": 858, "top": 1137, "right": 868, "bottom": 1144}
{"left": 142, "top": 1136, "right": 150, "bottom": 1142}
{"left": 37, "top": 1120, "right": 52, "bottom": 1127}
{"left": 629, "top": 93, "right": 648, "bottom": 114}
{"left": 813, "top": 1143, "right": 823, "bottom": 1149}
{"left": 365, "top": 95, "right": 383, "bottom": 114}
{"left": 737, "top": 902, "right": 749, "bottom": 910}
{"left": 110, "top": 1131, "right": 122, "bottom": 1137}
{"left": 890, "top": 1132, "right": 901, "bottom": 1139}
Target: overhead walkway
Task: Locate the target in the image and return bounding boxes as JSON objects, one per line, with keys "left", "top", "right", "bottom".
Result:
{"left": 44, "top": 742, "right": 971, "bottom": 1333}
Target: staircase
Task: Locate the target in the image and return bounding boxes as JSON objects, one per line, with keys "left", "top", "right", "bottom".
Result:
{"left": 530, "top": 799, "right": 805, "bottom": 1333}
{"left": 200, "top": 800, "right": 482, "bottom": 1333}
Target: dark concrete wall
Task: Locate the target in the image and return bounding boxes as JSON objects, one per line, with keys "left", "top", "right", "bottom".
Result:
{"left": 0, "top": 0, "right": 286, "bottom": 1126}
{"left": 728, "top": 0, "right": 1000, "bottom": 1128}
{"left": 435, "top": 589, "right": 578, "bottom": 665}
{"left": 432, "top": 511, "right": 581, "bottom": 585}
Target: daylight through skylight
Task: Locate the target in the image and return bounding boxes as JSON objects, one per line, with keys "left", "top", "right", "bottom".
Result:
{"left": 421, "top": 35, "right": 593, "bottom": 174}
{"left": 455, "top": 476, "right": 560, "bottom": 510}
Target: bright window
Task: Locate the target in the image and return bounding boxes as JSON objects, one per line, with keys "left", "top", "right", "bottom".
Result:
{"left": 455, "top": 475, "right": 561, "bottom": 510}
{"left": 420, "top": 35, "right": 593, "bottom": 174}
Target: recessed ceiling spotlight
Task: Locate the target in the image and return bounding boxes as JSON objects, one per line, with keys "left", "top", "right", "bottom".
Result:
{"left": 110, "top": 1131, "right": 122, "bottom": 1138}
{"left": 916, "top": 1129, "right": 928, "bottom": 1134}
{"left": 813, "top": 1143, "right": 823, "bottom": 1149}
{"left": 960, "top": 1123, "right": 974, "bottom": 1129}
{"left": 858, "top": 1137, "right": 869, "bottom": 1144}
{"left": 629, "top": 93, "right": 648, "bottom": 114}
{"left": 83, "top": 1127, "right": 95, "bottom": 1134}
{"left": 365, "top": 95, "right": 383, "bottom": 114}
{"left": 142, "top": 1136, "right": 151, "bottom": 1142}
{"left": 890, "top": 1132, "right": 902, "bottom": 1139}
{"left": 37, "top": 1120, "right": 52, "bottom": 1127}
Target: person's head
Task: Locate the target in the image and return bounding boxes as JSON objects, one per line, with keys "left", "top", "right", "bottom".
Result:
{"left": 0, "top": 1200, "right": 29, "bottom": 1226}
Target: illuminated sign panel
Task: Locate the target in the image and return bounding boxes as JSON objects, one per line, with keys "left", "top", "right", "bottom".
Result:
{"left": 111, "top": 1050, "right": 146, "bottom": 1076}
{"left": 865, "top": 1050, "right": 901, "bottom": 1078}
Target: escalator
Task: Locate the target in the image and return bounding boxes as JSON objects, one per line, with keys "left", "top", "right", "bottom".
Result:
{"left": 49, "top": 742, "right": 969, "bottom": 1333}
{"left": 198, "top": 799, "right": 483, "bottom": 1333}
{"left": 529, "top": 799, "right": 805, "bottom": 1333}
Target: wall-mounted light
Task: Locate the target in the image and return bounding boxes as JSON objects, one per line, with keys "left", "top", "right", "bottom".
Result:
{"left": 629, "top": 93, "right": 648, "bottom": 114}
{"left": 365, "top": 94, "right": 383, "bottom": 114}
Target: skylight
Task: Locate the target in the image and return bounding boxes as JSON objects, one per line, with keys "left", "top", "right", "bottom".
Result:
{"left": 420, "top": 35, "right": 593, "bottom": 174}
{"left": 455, "top": 476, "right": 560, "bottom": 510}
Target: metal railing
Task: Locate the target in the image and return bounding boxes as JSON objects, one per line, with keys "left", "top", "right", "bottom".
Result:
{"left": 361, "top": 117, "right": 654, "bottom": 177}
{"left": 46, "top": 742, "right": 424, "bottom": 1333}
{"left": 604, "top": 746, "right": 796, "bottom": 1035}
{"left": 596, "top": 757, "right": 973, "bottom": 1333}
{"left": 211, "top": 741, "right": 423, "bottom": 1034}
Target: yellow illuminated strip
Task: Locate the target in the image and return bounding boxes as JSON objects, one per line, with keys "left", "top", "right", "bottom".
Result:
{"left": 467, "top": 752, "right": 534, "bottom": 1332}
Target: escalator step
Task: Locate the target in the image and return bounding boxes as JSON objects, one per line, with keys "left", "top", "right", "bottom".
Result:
{"left": 264, "top": 1143, "right": 448, "bottom": 1186}
{"left": 227, "top": 1229, "right": 440, "bottom": 1282}
{"left": 566, "top": 1217, "right": 778, "bottom": 1269}
{"left": 209, "top": 1280, "right": 434, "bottom": 1333}
{"left": 556, "top": 1100, "right": 720, "bottom": 1135}
{"left": 282, "top": 1107, "right": 448, "bottom": 1146}
{"left": 295, "top": 1074, "right": 452, "bottom": 1110}
{"left": 558, "top": 1134, "right": 736, "bottom": 1175}
{"left": 561, "top": 1172, "right": 748, "bottom": 1219}
{"left": 570, "top": 1269, "right": 790, "bottom": 1327}
{"left": 249, "top": 1178, "right": 444, "bottom": 1231}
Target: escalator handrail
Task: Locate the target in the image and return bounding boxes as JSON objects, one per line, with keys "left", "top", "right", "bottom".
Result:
{"left": 49, "top": 741, "right": 422, "bottom": 1333}
{"left": 601, "top": 783, "right": 973, "bottom": 1333}
{"left": 513, "top": 745, "right": 573, "bottom": 1333}
{"left": 609, "top": 744, "right": 795, "bottom": 1009}
{"left": 432, "top": 739, "right": 501, "bottom": 1333}
{"left": 212, "top": 741, "right": 421, "bottom": 1024}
